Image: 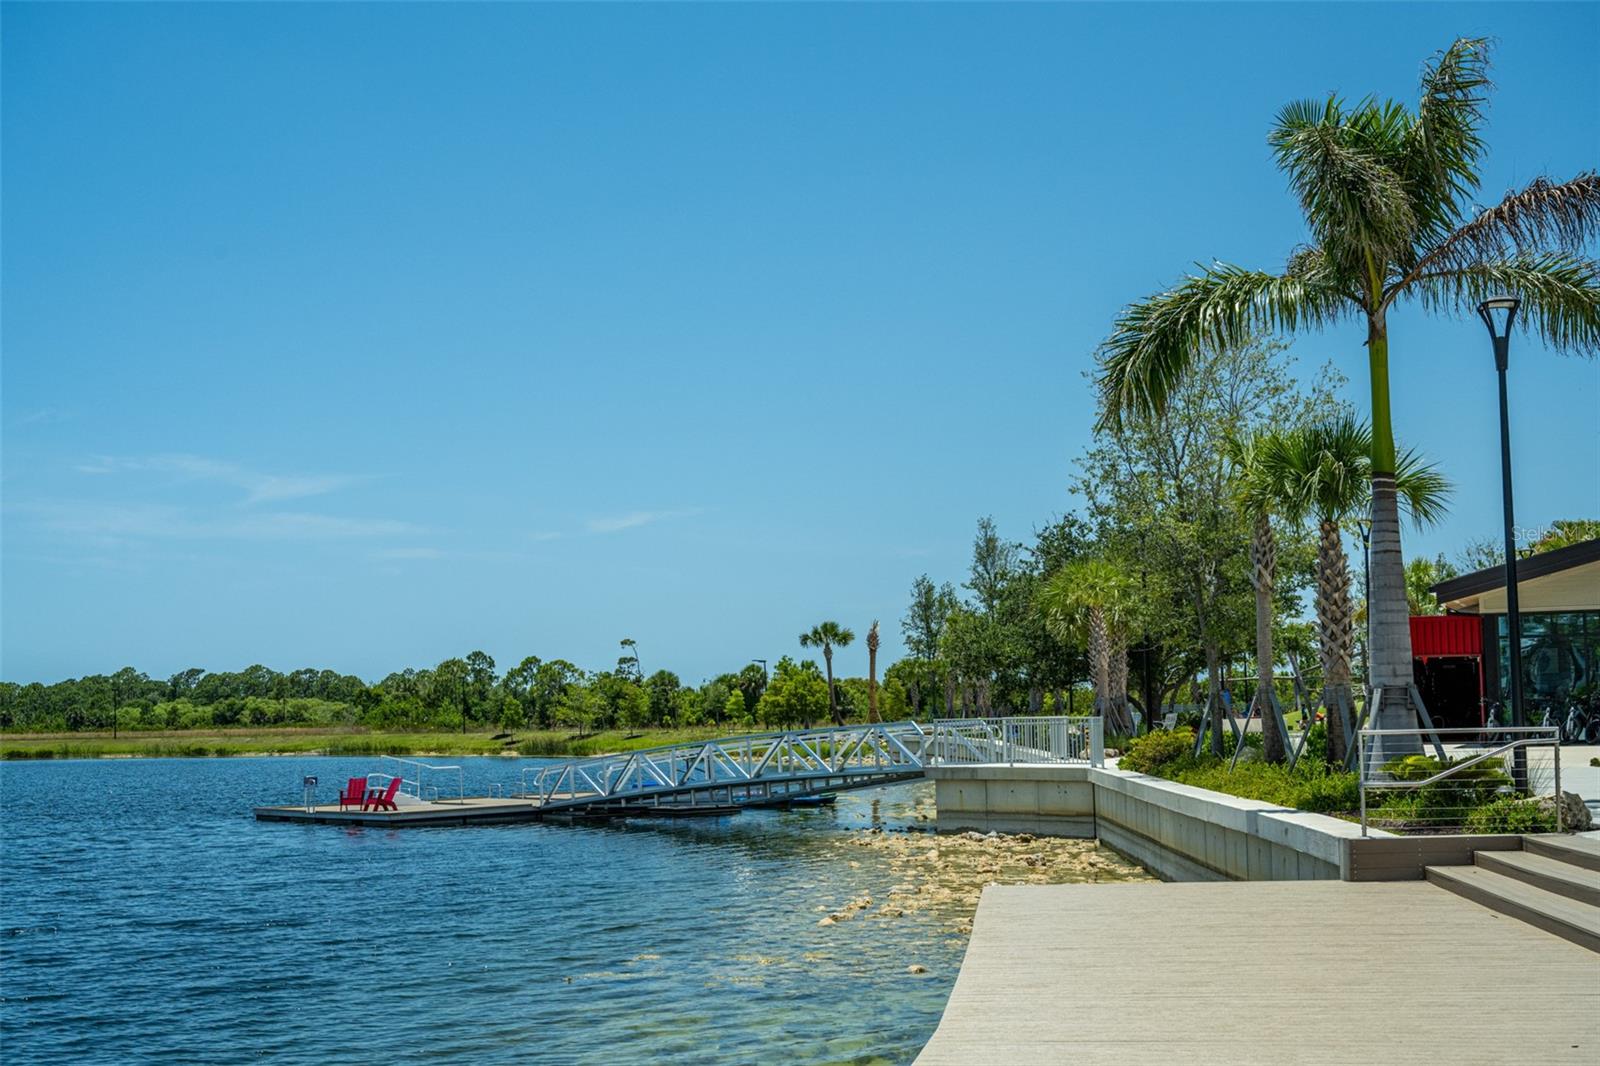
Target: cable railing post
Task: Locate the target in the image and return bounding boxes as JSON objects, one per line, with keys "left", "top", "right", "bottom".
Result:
{"left": 1358, "top": 729, "right": 1368, "bottom": 838}
{"left": 1090, "top": 717, "right": 1104, "bottom": 768}
{"left": 1554, "top": 740, "right": 1563, "bottom": 833}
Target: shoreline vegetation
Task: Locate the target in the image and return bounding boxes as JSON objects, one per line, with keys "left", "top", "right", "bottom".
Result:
{"left": 0, "top": 725, "right": 730, "bottom": 761}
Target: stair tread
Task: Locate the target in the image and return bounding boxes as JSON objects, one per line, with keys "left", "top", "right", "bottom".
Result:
{"left": 1525, "top": 834, "right": 1600, "bottom": 868}
{"left": 1427, "top": 864, "right": 1600, "bottom": 932}
{"left": 1476, "top": 849, "right": 1600, "bottom": 895}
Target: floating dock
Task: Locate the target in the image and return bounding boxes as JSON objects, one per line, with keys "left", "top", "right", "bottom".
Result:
{"left": 254, "top": 797, "right": 550, "bottom": 828}
{"left": 252, "top": 795, "right": 760, "bottom": 828}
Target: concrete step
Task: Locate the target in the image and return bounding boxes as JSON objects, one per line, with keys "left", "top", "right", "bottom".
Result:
{"left": 1524, "top": 833, "right": 1600, "bottom": 873}
{"left": 1475, "top": 849, "right": 1600, "bottom": 907}
{"left": 1426, "top": 864, "right": 1600, "bottom": 953}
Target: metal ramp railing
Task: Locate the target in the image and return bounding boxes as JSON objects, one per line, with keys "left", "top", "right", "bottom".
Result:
{"left": 524, "top": 716, "right": 1101, "bottom": 814}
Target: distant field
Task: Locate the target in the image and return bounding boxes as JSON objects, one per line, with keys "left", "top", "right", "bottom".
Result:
{"left": 0, "top": 725, "right": 731, "bottom": 760}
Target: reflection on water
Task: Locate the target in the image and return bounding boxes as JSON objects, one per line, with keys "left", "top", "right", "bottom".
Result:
{"left": 0, "top": 756, "right": 1135, "bottom": 1064}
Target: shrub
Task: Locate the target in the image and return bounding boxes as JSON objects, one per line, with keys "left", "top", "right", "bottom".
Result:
{"left": 1465, "top": 797, "right": 1558, "bottom": 834}
{"left": 1119, "top": 727, "right": 1195, "bottom": 774}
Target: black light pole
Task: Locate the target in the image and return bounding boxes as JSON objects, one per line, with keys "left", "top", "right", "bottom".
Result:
{"left": 1478, "top": 296, "right": 1525, "bottom": 783}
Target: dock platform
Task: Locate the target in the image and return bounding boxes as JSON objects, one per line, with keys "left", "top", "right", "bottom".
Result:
{"left": 254, "top": 797, "right": 548, "bottom": 827}
{"left": 253, "top": 796, "right": 754, "bottom": 827}
{"left": 915, "top": 880, "right": 1600, "bottom": 1065}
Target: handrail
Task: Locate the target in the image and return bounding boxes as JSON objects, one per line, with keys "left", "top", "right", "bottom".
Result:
{"left": 1356, "top": 726, "right": 1561, "bottom": 837}
{"left": 378, "top": 756, "right": 465, "bottom": 805}
{"left": 522, "top": 716, "right": 1103, "bottom": 813}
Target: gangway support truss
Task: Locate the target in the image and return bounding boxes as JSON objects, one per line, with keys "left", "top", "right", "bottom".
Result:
{"left": 525, "top": 716, "right": 1101, "bottom": 814}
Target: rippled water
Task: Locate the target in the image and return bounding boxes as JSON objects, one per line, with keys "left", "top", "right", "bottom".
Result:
{"left": 2, "top": 757, "right": 970, "bottom": 1064}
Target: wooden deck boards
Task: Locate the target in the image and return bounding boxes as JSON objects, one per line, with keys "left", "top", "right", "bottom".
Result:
{"left": 915, "top": 880, "right": 1600, "bottom": 1065}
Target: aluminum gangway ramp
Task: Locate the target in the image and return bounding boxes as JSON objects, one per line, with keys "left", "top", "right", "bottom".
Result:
{"left": 523, "top": 716, "right": 1101, "bottom": 815}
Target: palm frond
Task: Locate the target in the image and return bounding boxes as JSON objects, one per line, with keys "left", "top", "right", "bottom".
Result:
{"left": 1269, "top": 412, "right": 1371, "bottom": 524}
{"left": 1406, "top": 172, "right": 1600, "bottom": 284}
{"left": 1095, "top": 264, "right": 1356, "bottom": 426}
{"left": 1393, "top": 447, "right": 1453, "bottom": 529}
{"left": 1270, "top": 97, "right": 1416, "bottom": 271}
{"left": 1410, "top": 251, "right": 1600, "bottom": 356}
{"left": 1404, "top": 37, "right": 1492, "bottom": 238}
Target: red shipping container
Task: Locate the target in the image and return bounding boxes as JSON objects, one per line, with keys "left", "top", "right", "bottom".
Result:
{"left": 1410, "top": 615, "right": 1483, "bottom": 659}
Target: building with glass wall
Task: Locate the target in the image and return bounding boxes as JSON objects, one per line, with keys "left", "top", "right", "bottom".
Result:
{"left": 1430, "top": 538, "right": 1600, "bottom": 719}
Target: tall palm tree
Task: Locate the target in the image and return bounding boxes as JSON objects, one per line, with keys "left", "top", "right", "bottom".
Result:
{"left": 800, "top": 621, "right": 855, "bottom": 726}
{"left": 1266, "top": 414, "right": 1452, "bottom": 763}
{"left": 866, "top": 620, "right": 881, "bottom": 723}
{"left": 1095, "top": 39, "right": 1599, "bottom": 745}
{"left": 1230, "top": 431, "right": 1291, "bottom": 763}
{"left": 1037, "top": 558, "right": 1137, "bottom": 735}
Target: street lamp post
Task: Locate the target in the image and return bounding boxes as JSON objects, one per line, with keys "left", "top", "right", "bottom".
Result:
{"left": 1478, "top": 296, "right": 1526, "bottom": 784}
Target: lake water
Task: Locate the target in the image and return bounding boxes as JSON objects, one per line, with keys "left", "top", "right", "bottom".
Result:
{"left": 1, "top": 757, "right": 973, "bottom": 1064}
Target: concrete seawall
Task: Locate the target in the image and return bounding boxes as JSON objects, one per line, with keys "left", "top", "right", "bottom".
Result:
{"left": 929, "top": 764, "right": 1379, "bottom": 881}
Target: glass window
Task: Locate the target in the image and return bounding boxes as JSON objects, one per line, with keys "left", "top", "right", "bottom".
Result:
{"left": 1494, "top": 610, "right": 1599, "bottom": 710}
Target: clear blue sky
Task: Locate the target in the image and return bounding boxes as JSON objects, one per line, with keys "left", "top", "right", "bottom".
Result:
{"left": 4, "top": 3, "right": 1596, "bottom": 686}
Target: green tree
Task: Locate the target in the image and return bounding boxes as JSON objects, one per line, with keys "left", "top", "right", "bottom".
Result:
{"left": 1267, "top": 413, "right": 1452, "bottom": 762}
{"left": 758, "top": 657, "right": 829, "bottom": 729}
{"left": 1082, "top": 339, "right": 1312, "bottom": 751}
{"left": 866, "top": 621, "right": 881, "bottom": 723}
{"left": 1231, "top": 431, "right": 1292, "bottom": 763}
{"left": 1095, "top": 38, "right": 1600, "bottom": 744}
{"left": 799, "top": 621, "right": 855, "bottom": 725}
{"left": 433, "top": 658, "right": 470, "bottom": 733}
{"left": 1528, "top": 519, "right": 1600, "bottom": 554}
{"left": 1037, "top": 557, "right": 1139, "bottom": 734}
{"left": 902, "top": 575, "right": 958, "bottom": 713}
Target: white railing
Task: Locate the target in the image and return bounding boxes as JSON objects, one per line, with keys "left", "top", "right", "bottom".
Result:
{"left": 522, "top": 716, "right": 1104, "bottom": 812}
{"left": 924, "top": 716, "right": 1103, "bottom": 767}
{"left": 1356, "top": 726, "right": 1562, "bottom": 836}
{"left": 375, "top": 756, "right": 465, "bottom": 805}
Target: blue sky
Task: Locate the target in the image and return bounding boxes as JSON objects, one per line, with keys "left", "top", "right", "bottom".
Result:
{"left": 3, "top": 3, "right": 1596, "bottom": 686}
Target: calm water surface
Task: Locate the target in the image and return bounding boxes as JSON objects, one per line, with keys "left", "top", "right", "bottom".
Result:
{"left": 1, "top": 757, "right": 966, "bottom": 1064}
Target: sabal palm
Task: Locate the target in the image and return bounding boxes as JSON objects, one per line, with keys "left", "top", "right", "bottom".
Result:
{"left": 799, "top": 621, "right": 855, "bottom": 726}
{"left": 1265, "top": 413, "right": 1451, "bottom": 763}
{"left": 1037, "top": 558, "right": 1137, "bottom": 734}
{"left": 1230, "top": 431, "right": 1292, "bottom": 763}
{"left": 1097, "top": 39, "right": 1599, "bottom": 741}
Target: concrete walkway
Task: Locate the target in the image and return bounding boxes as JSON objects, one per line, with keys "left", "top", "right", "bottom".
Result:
{"left": 915, "top": 881, "right": 1599, "bottom": 1065}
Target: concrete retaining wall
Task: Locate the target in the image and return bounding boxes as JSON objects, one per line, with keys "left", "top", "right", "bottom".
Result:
{"left": 930, "top": 764, "right": 1380, "bottom": 881}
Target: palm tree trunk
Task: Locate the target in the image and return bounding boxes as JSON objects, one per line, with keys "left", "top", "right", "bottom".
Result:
{"left": 867, "top": 641, "right": 879, "bottom": 724}
{"left": 1317, "top": 518, "right": 1355, "bottom": 765}
{"left": 824, "top": 647, "right": 841, "bottom": 726}
{"left": 1251, "top": 511, "right": 1285, "bottom": 763}
{"left": 1108, "top": 629, "right": 1130, "bottom": 734}
{"left": 1367, "top": 316, "right": 1422, "bottom": 759}
{"left": 1089, "top": 607, "right": 1110, "bottom": 721}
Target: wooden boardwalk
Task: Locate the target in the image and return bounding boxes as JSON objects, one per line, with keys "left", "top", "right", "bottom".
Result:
{"left": 915, "top": 880, "right": 1600, "bottom": 1065}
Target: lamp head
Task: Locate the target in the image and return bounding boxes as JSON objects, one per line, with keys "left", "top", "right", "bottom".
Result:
{"left": 1477, "top": 296, "right": 1520, "bottom": 343}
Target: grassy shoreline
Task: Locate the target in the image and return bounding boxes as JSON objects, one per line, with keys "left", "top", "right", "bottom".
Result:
{"left": 0, "top": 726, "right": 730, "bottom": 761}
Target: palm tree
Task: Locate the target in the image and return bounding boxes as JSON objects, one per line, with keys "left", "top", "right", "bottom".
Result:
{"left": 1266, "top": 413, "right": 1452, "bottom": 763}
{"left": 1096, "top": 39, "right": 1599, "bottom": 745}
{"left": 799, "top": 621, "right": 855, "bottom": 726}
{"left": 866, "top": 620, "right": 881, "bottom": 723}
{"left": 1230, "top": 431, "right": 1291, "bottom": 763}
{"left": 1037, "top": 558, "right": 1137, "bottom": 735}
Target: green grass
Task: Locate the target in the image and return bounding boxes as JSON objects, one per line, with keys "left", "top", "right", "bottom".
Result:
{"left": 0, "top": 725, "right": 731, "bottom": 760}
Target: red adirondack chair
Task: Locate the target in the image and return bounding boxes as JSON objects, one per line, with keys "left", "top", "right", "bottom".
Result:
{"left": 337, "top": 776, "right": 369, "bottom": 810}
{"left": 364, "top": 777, "right": 403, "bottom": 812}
